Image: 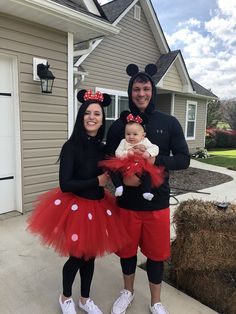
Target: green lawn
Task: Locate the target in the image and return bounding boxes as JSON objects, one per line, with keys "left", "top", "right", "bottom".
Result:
{"left": 195, "top": 149, "right": 236, "bottom": 169}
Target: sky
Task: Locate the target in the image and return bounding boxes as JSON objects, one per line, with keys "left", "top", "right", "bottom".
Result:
{"left": 98, "top": 0, "right": 236, "bottom": 100}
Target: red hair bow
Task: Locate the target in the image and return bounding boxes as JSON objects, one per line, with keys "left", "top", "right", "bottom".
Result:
{"left": 84, "top": 90, "right": 104, "bottom": 102}
{"left": 127, "top": 113, "right": 143, "bottom": 124}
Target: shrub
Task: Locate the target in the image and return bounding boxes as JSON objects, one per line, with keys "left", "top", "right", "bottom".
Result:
{"left": 192, "top": 148, "right": 209, "bottom": 159}
{"left": 206, "top": 128, "right": 236, "bottom": 149}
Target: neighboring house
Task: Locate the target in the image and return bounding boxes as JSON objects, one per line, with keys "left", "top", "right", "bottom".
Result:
{"left": 0, "top": 0, "right": 119, "bottom": 215}
{"left": 77, "top": 0, "right": 217, "bottom": 150}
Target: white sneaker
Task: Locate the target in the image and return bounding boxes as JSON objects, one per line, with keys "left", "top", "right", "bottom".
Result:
{"left": 59, "top": 295, "right": 77, "bottom": 314}
{"left": 115, "top": 186, "right": 123, "bottom": 197}
{"left": 111, "top": 289, "right": 135, "bottom": 314}
{"left": 143, "top": 192, "right": 154, "bottom": 201}
{"left": 78, "top": 298, "right": 103, "bottom": 314}
{"left": 150, "top": 302, "right": 169, "bottom": 314}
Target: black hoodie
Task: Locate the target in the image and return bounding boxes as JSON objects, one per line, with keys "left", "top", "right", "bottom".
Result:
{"left": 106, "top": 72, "right": 190, "bottom": 211}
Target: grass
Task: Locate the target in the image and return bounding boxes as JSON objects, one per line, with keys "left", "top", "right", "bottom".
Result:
{"left": 195, "top": 149, "right": 236, "bottom": 169}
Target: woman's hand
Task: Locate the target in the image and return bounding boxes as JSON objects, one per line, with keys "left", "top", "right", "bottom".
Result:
{"left": 98, "top": 172, "right": 109, "bottom": 187}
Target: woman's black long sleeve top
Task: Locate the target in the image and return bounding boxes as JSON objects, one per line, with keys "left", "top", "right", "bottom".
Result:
{"left": 59, "top": 138, "right": 104, "bottom": 200}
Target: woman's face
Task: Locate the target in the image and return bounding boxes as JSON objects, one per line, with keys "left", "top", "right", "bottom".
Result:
{"left": 83, "top": 103, "right": 103, "bottom": 136}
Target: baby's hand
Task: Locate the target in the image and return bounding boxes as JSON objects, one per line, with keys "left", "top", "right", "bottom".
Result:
{"left": 133, "top": 144, "right": 146, "bottom": 152}
{"left": 142, "top": 151, "right": 151, "bottom": 159}
{"left": 127, "top": 149, "right": 135, "bottom": 156}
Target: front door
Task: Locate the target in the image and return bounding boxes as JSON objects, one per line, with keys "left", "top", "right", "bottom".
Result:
{"left": 0, "top": 55, "right": 18, "bottom": 214}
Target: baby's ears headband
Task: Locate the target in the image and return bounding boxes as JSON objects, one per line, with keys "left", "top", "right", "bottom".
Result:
{"left": 126, "top": 63, "right": 157, "bottom": 77}
{"left": 77, "top": 89, "right": 111, "bottom": 107}
{"left": 120, "top": 110, "right": 148, "bottom": 126}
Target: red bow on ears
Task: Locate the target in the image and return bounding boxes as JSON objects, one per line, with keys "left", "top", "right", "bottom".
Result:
{"left": 84, "top": 90, "right": 104, "bottom": 102}
{"left": 127, "top": 113, "right": 143, "bottom": 124}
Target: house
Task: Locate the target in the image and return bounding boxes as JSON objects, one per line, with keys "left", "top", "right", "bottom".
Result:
{"left": 0, "top": 0, "right": 217, "bottom": 216}
{"left": 0, "top": 0, "right": 119, "bottom": 215}
{"left": 77, "top": 0, "right": 217, "bottom": 149}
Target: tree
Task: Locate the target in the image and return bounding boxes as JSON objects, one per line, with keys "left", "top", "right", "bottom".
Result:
{"left": 206, "top": 99, "right": 222, "bottom": 128}
{"left": 221, "top": 99, "right": 236, "bottom": 131}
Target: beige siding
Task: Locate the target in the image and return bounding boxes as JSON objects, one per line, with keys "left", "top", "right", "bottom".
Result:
{"left": 80, "top": 3, "right": 161, "bottom": 91}
{"left": 0, "top": 13, "right": 68, "bottom": 212}
{"left": 163, "top": 64, "right": 183, "bottom": 92}
{"left": 174, "top": 95, "right": 207, "bottom": 153}
{"left": 157, "top": 94, "right": 172, "bottom": 114}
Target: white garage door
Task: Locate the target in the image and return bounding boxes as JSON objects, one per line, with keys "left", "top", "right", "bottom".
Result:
{"left": 0, "top": 55, "right": 17, "bottom": 214}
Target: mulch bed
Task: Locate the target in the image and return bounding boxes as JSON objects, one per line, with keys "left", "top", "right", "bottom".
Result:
{"left": 169, "top": 166, "right": 233, "bottom": 195}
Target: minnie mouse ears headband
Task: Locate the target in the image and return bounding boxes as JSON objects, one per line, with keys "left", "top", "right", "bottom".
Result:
{"left": 120, "top": 110, "right": 148, "bottom": 127}
{"left": 126, "top": 63, "right": 157, "bottom": 77}
{"left": 77, "top": 89, "right": 111, "bottom": 107}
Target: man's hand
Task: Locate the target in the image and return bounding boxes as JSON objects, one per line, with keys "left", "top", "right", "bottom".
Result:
{"left": 123, "top": 174, "right": 141, "bottom": 186}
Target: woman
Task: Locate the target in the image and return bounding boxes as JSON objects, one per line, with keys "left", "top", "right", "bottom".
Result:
{"left": 27, "top": 89, "right": 129, "bottom": 314}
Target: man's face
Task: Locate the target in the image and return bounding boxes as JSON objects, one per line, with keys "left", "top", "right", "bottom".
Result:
{"left": 131, "top": 80, "right": 152, "bottom": 112}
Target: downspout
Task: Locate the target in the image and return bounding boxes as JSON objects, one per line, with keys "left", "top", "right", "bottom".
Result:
{"left": 68, "top": 35, "right": 91, "bottom": 137}
{"left": 68, "top": 32, "right": 74, "bottom": 138}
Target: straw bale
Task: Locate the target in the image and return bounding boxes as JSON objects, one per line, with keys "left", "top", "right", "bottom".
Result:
{"left": 173, "top": 199, "right": 236, "bottom": 234}
{"left": 175, "top": 270, "right": 236, "bottom": 314}
{"left": 172, "top": 199, "right": 236, "bottom": 271}
{"left": 171, "top": 232, "right": 236, "bottom": 271}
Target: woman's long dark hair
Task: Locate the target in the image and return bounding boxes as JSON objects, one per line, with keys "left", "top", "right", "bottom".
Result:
{"left": 69, "top": 100, "right": 106, "bottom": 146}
{"left": 58, "top": 100, "right": 106, "bottom": 162}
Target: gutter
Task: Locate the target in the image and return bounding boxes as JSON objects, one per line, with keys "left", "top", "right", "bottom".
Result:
{"left": 4, "top": 0, "right": 120, "bottom": 37}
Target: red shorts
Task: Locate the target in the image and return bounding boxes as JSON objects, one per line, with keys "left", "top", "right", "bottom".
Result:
{"left": 117, "top": 208, "right": 170, "bottom": 261}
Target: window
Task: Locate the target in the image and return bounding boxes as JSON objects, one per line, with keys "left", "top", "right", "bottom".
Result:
{"left": 96, "top": 88, "right": 129, "bottom": 139}
{"left": 185, "top": 101, "right": 197, "bottom": 139}
{"left": 134, "top": 5, "right": 141, "bottom": 21}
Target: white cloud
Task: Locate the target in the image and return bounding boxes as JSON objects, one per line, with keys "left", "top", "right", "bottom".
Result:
{"left": 95, "top": 0, "right": 236, "bottom": 99}
{"left": 166, "top": 0, "right": 236, "bottom": 99}
{"left": 177, "top": 18, "right": 201, "bottom": 28}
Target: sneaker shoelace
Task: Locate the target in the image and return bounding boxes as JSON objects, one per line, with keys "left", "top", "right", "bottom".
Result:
{"left": 117, "top": 290, "right": 131, "bottom": 308}
{"left": 64, "top": 299, "right": 75, "bottom": 313}
{"left": 86, "top": 299, "right": 101, "bottom": 313}
{"left": 153, "top": 303, "right": 168, "bottom": 314}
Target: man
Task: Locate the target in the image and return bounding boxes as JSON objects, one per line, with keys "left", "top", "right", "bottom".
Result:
{"left": 106, "top": 64, "right": 190, "bottom": 314}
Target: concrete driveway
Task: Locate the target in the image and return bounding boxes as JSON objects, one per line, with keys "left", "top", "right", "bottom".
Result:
{"left": 1, "top": 158, "right": 232, "bottom": 313}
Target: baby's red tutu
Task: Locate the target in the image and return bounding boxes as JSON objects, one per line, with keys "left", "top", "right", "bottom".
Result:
{"left": 27, "top": 188, "right": 130, "bottom": 260}
{"left": 99, "top": 154, "right": 165, "bottom": 187}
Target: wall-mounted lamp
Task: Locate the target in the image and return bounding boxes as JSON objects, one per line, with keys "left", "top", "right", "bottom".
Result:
{"left": 37, "top": 62, "right": 55, "bottom": 94}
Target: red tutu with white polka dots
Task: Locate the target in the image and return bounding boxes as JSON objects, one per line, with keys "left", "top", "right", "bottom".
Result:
{"left": 27, "top": 188, "right": 130, "bottom": 260}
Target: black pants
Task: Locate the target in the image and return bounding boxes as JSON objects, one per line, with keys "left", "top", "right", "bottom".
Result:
{"left": 120, "top": 255, "right": 164, "bottom": 284}
{"left": 62, "top": 256, "right": 95, "bottom": 298}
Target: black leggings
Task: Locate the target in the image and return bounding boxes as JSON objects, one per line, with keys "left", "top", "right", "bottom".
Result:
{"left": 62, "top": 256, "right": 95, "bottom": 298}
{"left": 120, "top": 256, "right": 164, "bottom": 284}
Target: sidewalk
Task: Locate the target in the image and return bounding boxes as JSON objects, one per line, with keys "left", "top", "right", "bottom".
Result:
{"left": 169, "top": 159, "right": 236, "bottom": 240}
{"left": 1, "top": 159, "right": 235, "bottom": 314}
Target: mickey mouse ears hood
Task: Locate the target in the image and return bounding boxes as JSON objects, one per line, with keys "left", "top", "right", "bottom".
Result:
{"left": 126, "top": 64, "right": 158, "bottom": 115}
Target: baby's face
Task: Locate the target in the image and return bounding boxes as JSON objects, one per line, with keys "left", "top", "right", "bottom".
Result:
{"left": 125, "top": 123, "right": 145, "bottom": 145}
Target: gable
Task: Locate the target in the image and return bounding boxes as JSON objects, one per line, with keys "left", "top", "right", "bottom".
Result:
{"left": 103, "top": 0, "right": 169, "bottom": 54}
{"left": 162, "top": 64, "right": 183, "bottom": 92}
{"left": 79, "top": 4, "right": 161, "bottom": 91}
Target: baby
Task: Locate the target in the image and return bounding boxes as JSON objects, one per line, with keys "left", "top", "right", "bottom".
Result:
{"left": 112, "top": 111, "right": 159, "bottom": 201}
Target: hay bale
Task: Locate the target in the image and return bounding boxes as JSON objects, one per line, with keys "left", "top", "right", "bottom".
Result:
{"left": 175, "top": 270, "right": 236, "bottom": 314}
{"left": 172, "top": 199, "right": 236, "bottom": 271}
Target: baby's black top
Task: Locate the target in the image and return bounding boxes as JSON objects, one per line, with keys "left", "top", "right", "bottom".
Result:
{"left": 59, "top": 137, "right": 104, "bottom": 200}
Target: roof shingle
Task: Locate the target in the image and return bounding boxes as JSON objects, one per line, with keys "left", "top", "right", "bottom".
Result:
{"left": 102, "top": 0, "right": 134, "bottom": 23}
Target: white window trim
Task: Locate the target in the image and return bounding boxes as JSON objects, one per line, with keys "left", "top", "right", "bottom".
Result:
{"left": 96, "top": 87, "right": 128, "bottom": 120}
{"left": 185, "top": 100, "right": 197, "bottom": 140}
